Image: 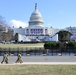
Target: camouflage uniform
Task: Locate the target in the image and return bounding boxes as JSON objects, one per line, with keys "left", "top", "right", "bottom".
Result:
{"left": 15, "top": 53, "right": 23, "bottom": 63}
{"left": 1, "top": 53, "right": 8, "bottom": 64}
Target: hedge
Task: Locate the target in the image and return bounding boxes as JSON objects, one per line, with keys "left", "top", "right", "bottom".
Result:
{"left": 44, "top": 42, "right": 76, "bottom": 49}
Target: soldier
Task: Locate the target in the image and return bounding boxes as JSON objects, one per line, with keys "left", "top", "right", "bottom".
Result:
{"left": 1, "top": 52, "right": 8, "bottom": 64}
{"left": 15, "top": 52, "right": 23, "bottom": 63}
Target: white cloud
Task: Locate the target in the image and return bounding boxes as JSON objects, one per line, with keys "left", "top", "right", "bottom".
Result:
{"left": 9, "top": 19, "right": 28, "bottom": 28}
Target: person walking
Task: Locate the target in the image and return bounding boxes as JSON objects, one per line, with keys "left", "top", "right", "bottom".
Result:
{"left": 15, "top": 52, "right": 23, "bottom": 63}
{"left": 1, "top": 52, "right": 8, "bottom": 64}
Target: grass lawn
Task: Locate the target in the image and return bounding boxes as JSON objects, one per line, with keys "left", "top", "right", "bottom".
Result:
{"left": 0, "top": 65, "right": 76, "bottom": 75}
{"left": 0, "top": 43, "right": 44, "bottom": 48}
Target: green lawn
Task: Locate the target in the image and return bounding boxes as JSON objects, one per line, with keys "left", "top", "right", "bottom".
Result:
{"left": 0, "top": 43, "right": 44, "bottom": 48}
{"left": 0, "top": 65, "right": 76, "bottom": 75}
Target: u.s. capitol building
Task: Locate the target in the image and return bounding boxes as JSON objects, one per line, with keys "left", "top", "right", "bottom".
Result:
{"left": 13, "top": 4, "right": 62, "bottom": 42}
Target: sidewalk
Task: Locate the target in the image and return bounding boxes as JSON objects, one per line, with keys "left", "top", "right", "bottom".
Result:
{"left": 0, "top": 62, "right": 76, "bottom": 65}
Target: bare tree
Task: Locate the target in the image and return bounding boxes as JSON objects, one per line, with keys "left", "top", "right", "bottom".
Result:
{"left": 2, "top": 32, "right": 13, "bottom": 41}
{"left": 58, "top": 30, "right": 72, "bottom": 42}
{"left": 0, "top": 15, "right": 9, "bottom": 42}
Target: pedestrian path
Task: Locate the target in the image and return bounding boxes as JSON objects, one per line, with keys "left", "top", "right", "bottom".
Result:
{"left": 0, "top": 62, "right": 76, "bottom": 65}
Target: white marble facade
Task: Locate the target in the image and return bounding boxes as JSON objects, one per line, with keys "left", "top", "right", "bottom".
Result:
{"left": 13, "top": 3, "right": 59, "bottom": 42}
{"left": 24, "top": 3, "right": 53, "bottom": 41}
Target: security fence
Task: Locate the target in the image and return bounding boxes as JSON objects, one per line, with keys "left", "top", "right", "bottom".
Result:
{"left": 0, "top": 47, "right": 76, "bottom": 56}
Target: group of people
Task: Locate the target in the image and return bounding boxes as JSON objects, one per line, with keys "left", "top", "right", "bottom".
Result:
{"left": 1, "top": 52, "right": 23, "bottom": 64}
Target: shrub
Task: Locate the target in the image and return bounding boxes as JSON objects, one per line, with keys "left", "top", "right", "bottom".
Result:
{"left": 44, "top": 42, "right": 59, "bottom": 49}
{"left": 67, "top": 42, "right": 76, "bottom": 49}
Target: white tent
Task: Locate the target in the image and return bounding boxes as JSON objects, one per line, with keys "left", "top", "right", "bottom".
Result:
{"left": 43, "top": 34, "right": 58, "bottom": 42}
{"left": 18, "top": 34, "right": 31, "bottom": 42}
{"left": 50, "top": 34, "right": 58, "bottom": 42}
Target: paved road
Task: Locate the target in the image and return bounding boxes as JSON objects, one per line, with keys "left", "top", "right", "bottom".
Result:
{"left": 0, "top": 56, "right": 76, "bottom": 64}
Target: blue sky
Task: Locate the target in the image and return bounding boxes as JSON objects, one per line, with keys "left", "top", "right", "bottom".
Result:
{"left": 0, "top": 0, "right": 76, "bottom": 28}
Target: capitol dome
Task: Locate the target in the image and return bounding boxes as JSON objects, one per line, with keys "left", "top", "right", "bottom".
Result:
{"left": 29, "top": 3, "right": 44, "bottom": 27}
